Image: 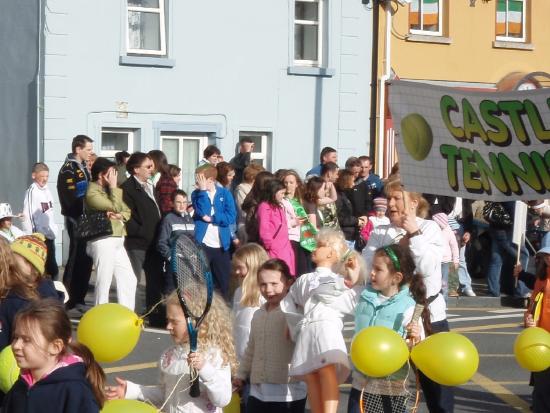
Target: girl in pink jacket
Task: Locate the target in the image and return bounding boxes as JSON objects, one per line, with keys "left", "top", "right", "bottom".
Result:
{"left": 257, "top": 179, "right": 296, "bottom": 276}
{"left": 432, "top": 212, "right": 459, "bottom": 298}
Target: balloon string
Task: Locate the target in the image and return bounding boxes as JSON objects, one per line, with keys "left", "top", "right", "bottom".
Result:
{"left": 139, "top": 297, "right": 168, "bottom": 323}
{"left": 157, "top": 366, "right": 200, "bottom": 411}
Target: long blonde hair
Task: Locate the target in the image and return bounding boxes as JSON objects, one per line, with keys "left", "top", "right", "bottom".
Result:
{"left": 316, "top": 228, "right": 348, "bottom": 261}
{"left": 232, "top": 243, "right": 269, "bottom": 308}
{"left": 167, "top": 292, "right": 238, "bottom": 374}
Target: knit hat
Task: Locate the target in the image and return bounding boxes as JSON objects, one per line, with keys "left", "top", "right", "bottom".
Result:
{"left": 373, "top": 197, "right": 387, "bottom": 212}
{"left": 11, "top": 233, "right": 47, "bottom": 274}
{"left": 448, "top": 217, "right": 460, "bottom": 231}
{"left": 0, "top": 204, "right": 15, "bottom": 220}
{"left": 432, "top": 212, "right": 449, "bottom": 229}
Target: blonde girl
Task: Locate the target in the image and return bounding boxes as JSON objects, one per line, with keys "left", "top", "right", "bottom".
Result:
{"left": 281, "top": 229, "right": 363, "bottom": 413}
{"left": 231, "top": 243, "right": 269, "bottom": 361}
{"left": 107, "top": 291, "right": 237, "bottom": 413}
{"left": 2, "top": 298, "right": 105, "bottom": 412}
{"left": 0, "top": 234, "right": 61, "bottom": 352}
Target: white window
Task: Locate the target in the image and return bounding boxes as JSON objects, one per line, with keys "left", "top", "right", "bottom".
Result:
{"left": 100, "top": 129, "right": 137, "bottom": 158}
{"left": 239, "top": 132, "right": 272, "bottom": 170}
{"left": 409, "top": 0, "right": 443, "bottom": 36}
{"left": 161, "top": 133, "right": 208, "bottom": 194}
{"left": 496, "top": 0, "right": 526, "bottom": 42}
{"left": 294, "top": 0, "right": 324, "bottom": 66}
{"left": 127, "top": 0, "right": 166, "bottom": 55}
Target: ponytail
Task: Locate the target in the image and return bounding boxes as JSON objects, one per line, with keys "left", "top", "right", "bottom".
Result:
{"left": 68, "top": 342, "right": 106, "bottom": 408}
{"left": 409, "top": 273, "right": 432, "bottom": 336}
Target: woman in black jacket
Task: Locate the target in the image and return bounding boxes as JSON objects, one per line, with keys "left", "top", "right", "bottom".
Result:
{"left": 335, "top": 170, "right": 367, "bottom": 249}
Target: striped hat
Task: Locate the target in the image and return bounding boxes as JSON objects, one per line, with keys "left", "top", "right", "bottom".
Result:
{"left": 11, "top": 233, "right": 47, "bottom": 275}
{"left": 373, "top": 197, "right": 387, "bottom": 211}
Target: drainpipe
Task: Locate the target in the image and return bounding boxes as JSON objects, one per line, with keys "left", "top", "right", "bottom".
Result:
{"left": 376, "top": 0, "right": 391, "bottom": 177}
{"left": 36, "top": 0, "right": 43, "bottom": 161}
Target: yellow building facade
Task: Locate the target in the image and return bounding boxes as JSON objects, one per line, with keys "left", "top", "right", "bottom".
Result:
{"left": 374, "top": 0, "right": 550, "bottom": 175}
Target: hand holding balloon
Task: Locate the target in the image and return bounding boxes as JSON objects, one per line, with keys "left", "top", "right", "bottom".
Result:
{"left": 105, "top": 377, "right": 127, "bottom": 400}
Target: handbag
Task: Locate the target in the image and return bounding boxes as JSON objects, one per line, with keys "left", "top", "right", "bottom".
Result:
{"left": 482, "top": 201, "right": 512, "bottom": 228}
{"left": 76, "top": 210, "right": 113, "bottom": 241}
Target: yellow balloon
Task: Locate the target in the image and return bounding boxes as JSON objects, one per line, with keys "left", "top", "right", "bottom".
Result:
{"left": 224, "top": 392, "right": 241, "bottom": 413}
{"left": 514, "top": 327, "right": 550, "bottom": 372}
{"left": 0, "top": 346, "right": 20, "bottom": 393}
{"left": 411, "top": 332, "right": 479, "bottom": 386}
{"left": 350, "top": 326, "right": 409, "bottom": 378}
{"left": 101, "top": 400, "right": 157, "bottom": 413}
{"left": 77, "top": 303, "right": 143, "bottom": 363}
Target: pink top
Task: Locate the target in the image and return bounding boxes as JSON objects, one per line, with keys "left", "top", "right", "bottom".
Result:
{"left": 22, "top": 354, "right": 83, "bottom": 387}
{"left": 257, "top": 201, "right": 296, "bottom": 275}
{"left": 282, "top": 198, "right": 300, "bottom": 242}
{"left": 439, "top": 224, "right": 459, "bottom": 265}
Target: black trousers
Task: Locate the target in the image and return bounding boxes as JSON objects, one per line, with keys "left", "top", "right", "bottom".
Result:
{"left": 63, "top": 217, "right": 93, "bottom": 308}
{"left": 247, "top": 396, "right": 306, "bottom": 413}
{"left": 418, "top": 319, "right": 455, "bottom": 413}
{"left": 291, "top": 241, "right": 312, "bottom": 277}
{"left": 202, "top": 245, "right": 231, "bottom": 299}
{"left": 533, "top": 367, "right": 550, "bottom": 412}
{"left": 127, "top": 248, "right": 165, "bottom": 327}
{"left": 45, "top": 238, "right": 59, "bottom": 279}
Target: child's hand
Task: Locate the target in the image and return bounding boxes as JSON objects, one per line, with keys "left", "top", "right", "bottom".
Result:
{"left": 343, "top": 255, "right": 361, "bottom": 287}
{"left": 406, "top": 322, "right": 421, "bottom": 347}
{"left": 203, "top": 215, "right": 212, "bottom": 223}
{"left": 513, "top": 264, "right": 522, "bottom": 279}
{"left": 105, "top": 377, "right": 127, "bottom": 400}
{"left": 232, "top": 377, "right": 244, "bottom": 392}
{"left": 525, "top": 312, "right": 536, "bottom": 328}
{"left": 453, "top": 262, "right": 459, "bottom": 271}
{"left": 188, "top": 352, "right": 205, "bottom": 371}
{"left": 196, "top": 173, "right": 208, "bottom": 191}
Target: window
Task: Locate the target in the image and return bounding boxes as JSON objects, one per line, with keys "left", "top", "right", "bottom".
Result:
{"left": 294, "top": 0, "right": 324, "bottom": 66}
{"left": 239, "top": 132, "right": 272, "bottom": 170}
{"left": 409, "top": 0, "right": 443, "bottom": 36}
{"left": 100, "top": 129, "right": 138, "bottom": 158}
{"left": 127, "top": 0, "right": 166, "bottom": 55}
{"left": 496, "top": 0, "right": 526, "bottom": 42}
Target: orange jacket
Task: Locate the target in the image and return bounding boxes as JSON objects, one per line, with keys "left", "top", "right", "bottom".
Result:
{"left": 531, "top": 273, "right": 550, "bottom": 332}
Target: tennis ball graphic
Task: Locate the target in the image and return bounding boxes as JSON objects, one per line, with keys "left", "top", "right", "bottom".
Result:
{"left": 400, "top": 113, "right": 433, "bottom": 161}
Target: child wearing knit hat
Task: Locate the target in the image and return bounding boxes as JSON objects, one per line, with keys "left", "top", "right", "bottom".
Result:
{"left": 368, "top": 197, "right": 390, "bottom": 229}
{"left": 0, "top": 234, "right": 62, "bottom": 357}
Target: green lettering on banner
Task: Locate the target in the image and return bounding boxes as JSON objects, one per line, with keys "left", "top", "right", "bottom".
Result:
{"left": 440, "top": 95, "right": 465, "bottom": 140}
{"left": 499, "top": 152, "right": 542, "bottom": 194}
{"left": 462, "top": 99, "right": 488, "bottom": 144}
{"left": 459, "top": 148, "right": 483, "bottom": 192}
{"left": 479, "top": 100, "right": 511, "bottom": 146}
{"left": 440, "top": 144, "right": 459, "bottom": 190}
{"left": 530, "top": 151, "right": 550, "bottom": 190}
{"left": 498, "top": 101, "right": 530, "bottom": 144}
{"left": 524, "top": 100, "right": 550, "bottom": 142}
{"left": 473, "top": 150, "right": 507, "bottom": 194}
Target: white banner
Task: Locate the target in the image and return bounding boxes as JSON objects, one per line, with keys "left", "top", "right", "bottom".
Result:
{"left": 388, "top": 80, "right": 550, "bottom": 201}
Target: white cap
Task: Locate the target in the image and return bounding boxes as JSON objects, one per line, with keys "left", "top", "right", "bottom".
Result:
{"left": 0, "top": 203, "right": 14, "bottom": 220}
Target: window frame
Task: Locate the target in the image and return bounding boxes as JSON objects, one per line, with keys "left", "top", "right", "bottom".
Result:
{"left": 495, "top": 0, "right": 527, "bottom": 43}
{"left": 409, "top": 0, "right": 443, "bottom": 37}
{"left": 294, "top": 0, "right": 324, "bottom": 67}
{"left": 100, "top": 128, "right": 135, "bottom": 158}
{"left": 238, "top": 131, "right": 272, "bottom": 170}
{"left": 126, "top": 0, "right": 167, "bottom": 56}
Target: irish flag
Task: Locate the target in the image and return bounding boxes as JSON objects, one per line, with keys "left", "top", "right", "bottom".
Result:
{"left": 410, "top": 0, "right": 440, "bottom": 32}
{"left": 496, "top": 0, "right": 524, "bottom": 38}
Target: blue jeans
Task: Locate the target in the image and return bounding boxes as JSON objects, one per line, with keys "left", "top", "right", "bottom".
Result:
{"left": 486, "top": 228, "right": 529, "bottom": 297}
{"left": 457, "top": 245, "right": 472, "bottom": 291}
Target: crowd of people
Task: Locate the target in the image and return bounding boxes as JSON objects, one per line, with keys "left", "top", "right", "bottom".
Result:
{"left": 0, "top": 134, "right": 549, "bottom": 412}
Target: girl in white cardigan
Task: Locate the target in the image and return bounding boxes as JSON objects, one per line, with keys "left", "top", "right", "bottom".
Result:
{"left": 106, "top": 292, "right": 236, "bottom": 413}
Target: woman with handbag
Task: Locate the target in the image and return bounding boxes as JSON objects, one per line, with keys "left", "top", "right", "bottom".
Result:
{"left": 85, "top": 157, "right": 137, "bottom": 310}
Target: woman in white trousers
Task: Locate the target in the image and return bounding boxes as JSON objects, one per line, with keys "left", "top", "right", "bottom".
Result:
{"left": 85, "top": 158, "right": 137, "bottom": 310}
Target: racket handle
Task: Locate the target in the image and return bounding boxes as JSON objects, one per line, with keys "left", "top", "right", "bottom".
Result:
{"left": 189, "top": 376, "right": 201, "bottom": 398}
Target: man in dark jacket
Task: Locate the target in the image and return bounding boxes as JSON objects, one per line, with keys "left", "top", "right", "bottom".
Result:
{"left": 121, "top": 152, "right": 164, "bottom": 327}
{"left": 56, "top": 135, "right": 94, "bottom": 312}
{"left": 230, "top": 136, "right": 254, "bottom": 189}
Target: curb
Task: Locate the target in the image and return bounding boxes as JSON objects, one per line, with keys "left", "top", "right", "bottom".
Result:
{"left": 446, "top": 295, "right": 528, "bottom": 309}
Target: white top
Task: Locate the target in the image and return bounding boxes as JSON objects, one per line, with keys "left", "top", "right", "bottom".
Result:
{"left": 281, "top": 267, "right": 351, "bottom": 383}
{"left": 250, "top": 382, "right": 307, "bottom": 403}
{"left": 202, "top": 190, "right": 221, "bottom": 248}
{"left": 232, "top": 287, "right": 265, "bottom": 362}
{"left": 368, "top": 215, "right": 390, "bottom": 230}
{"left": 22, "top": 182, "right": 58, "bottom": 240}
{"left": 125, "top": 345, "right": 231, "bottom": 413}
{"left": 361, "top": 217, "right": 447, "bottom": 323}
{"left": 281, "top": 198, "right": 300, "bottom": 242}
{"left": 0, "top": 225, "right": 27, "bottom": 243}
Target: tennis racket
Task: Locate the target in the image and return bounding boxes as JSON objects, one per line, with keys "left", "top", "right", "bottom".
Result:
{"left": 170, "top": 234, "right": 214, "bottom": 397}
{"left": 359, "top": 303, "right": 423, "bottom": 413}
